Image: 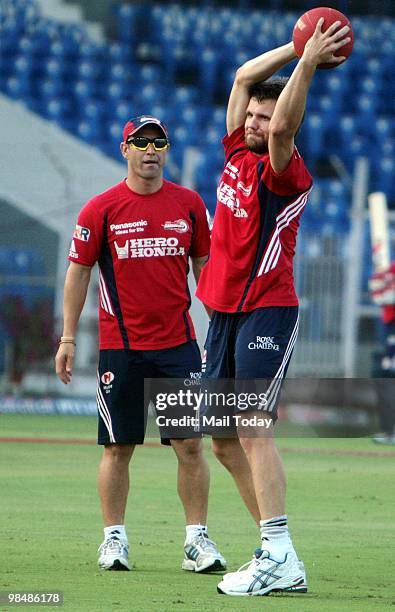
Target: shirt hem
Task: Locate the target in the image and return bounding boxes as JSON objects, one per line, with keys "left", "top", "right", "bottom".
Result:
{"left": 99, "top": 335, "right": 196, "bottom": 351}
{"left": 196, "top": 296, "right": 299, "bottom": 312}
{"left": 67, "top": 256, "right": 94, "bottom": 267}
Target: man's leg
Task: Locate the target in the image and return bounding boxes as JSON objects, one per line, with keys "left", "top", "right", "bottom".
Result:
{"left": 217, "top": 307, "right": 306, "bottom": 595}
{"left": 98, "top": 443, "right": 135, "bottom": 525}
{"left": 170, "top": 438, "right": 209, "bottom": 524}
{"left": 97, "top": 443, "right": 134, "bottom": 571}
{"left": 211, "top": 437, "right": 260, "bottom": 524}
{"left": 237, "top": 429, "right": 286, "bottom": 520}
{"left": 171, "top": 437, "right": 226, "bottom": 572}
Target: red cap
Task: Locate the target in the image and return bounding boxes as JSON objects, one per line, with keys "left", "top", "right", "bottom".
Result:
{"left": 122, "top": 115, "right": 168, "bottom": 142}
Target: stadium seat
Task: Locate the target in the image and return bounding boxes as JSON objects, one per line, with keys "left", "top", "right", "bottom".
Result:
{"left": 5, "top": 75, "right": 30, "bottom": 98}
{"left": 304, "top": 114, "right": 324, "bottom": 159}
{"left": 373, "top": 158, "right": 395, "bottom": 200}
{"left": 42, "top": 97, "right": 71, "bottom": 121}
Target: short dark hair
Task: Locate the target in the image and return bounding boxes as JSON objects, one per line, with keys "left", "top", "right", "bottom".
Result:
{"left": 248, "top": 77, "right": 304, "bottom": 135}
{"left": 248, "top": 77, "right": 289, "bottom": 103}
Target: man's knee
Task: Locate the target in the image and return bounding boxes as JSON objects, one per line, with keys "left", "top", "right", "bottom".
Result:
{"left": 171, "top": 438, "right": 203, "bottom": 464}
{"left": 103, "top": 443, "right": 134, "bottom": 464}
{"left": 212, "top": 437, "right": 241, "bottom": 469}
{"left": 238, "top": 434, "right": 274, "bottom": 457}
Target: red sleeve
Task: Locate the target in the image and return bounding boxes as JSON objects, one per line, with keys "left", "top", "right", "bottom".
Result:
{"left": 222, "top": 126, "right": 246, "bottom": 161}
{"left": 262, "top": 148, "right": 313, "bottom": 196}
{"left": 382, "top": 305, "right": 395, "bottom": 324}
{"left": 67, "top": 196, "right": 103, "bottom": 266}
{"left": 189, "top": 193, "right": 211, "bottom": 258}
{"left": 381, "top": 262, "right": 395, "bottom": 323}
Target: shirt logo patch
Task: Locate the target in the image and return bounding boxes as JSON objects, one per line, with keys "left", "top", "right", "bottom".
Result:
{"left": 217, "top": 181, "right": 248, "bottom": 218}
{"left": 162, "top": 219, "right": 189, "bottom": 233}
{"left": 114, "top": 237, "right": 186, "bottom": 259}
{"left": 69, "top": 239, "right": 78, "bottom": 259}
{"left": 110, "top": 220, "right": 148, "bottom": 235}
{"left": 224, "top": 162, "right": 239, "bottom": 180}
{"left": 237, "top": 181, "right": 252, "bottom": 196}
{"left": 101, "top": 371, "right": 115, "bottom": 384}
{"left": 73, "top": 225, "right": 90, "bottom": 241}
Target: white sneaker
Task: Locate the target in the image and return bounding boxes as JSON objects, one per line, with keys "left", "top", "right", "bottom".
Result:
{"left": 182, "top": 534, "right": 227, "bottom": 573}
{"left": 371, "top": 432, "right": 395, "bottom": 445}
{"left": 217, "top": 549, "right": 306, "bottom": 596}
{"left": 98, "top": 536, "right": 130, "bottom": 571}
{"left": 221, "top": 557, "right": 307, "bottom": 592}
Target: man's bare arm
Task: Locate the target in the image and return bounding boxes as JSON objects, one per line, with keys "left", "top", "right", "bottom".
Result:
{"left": 191, "top": 255, "right": 213, "bottom": 318}
{"left": 227, "top": 43, "right": 297, "bottom": 135}
{"left": 269, "top": 20, "right": 350, "bottom": 173}
{"left": 55, "top": 262, "right": 92, "bottom": 384}
{"left": 191, "top": 255, "right": 208, "bottom": 285}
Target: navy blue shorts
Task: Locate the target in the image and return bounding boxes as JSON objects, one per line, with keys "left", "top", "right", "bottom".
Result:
{"left": 97, "top": 341, "right": 202, "bottom": 445}
{"left": 202, "top": 307, "right": 299, "bottom": 425}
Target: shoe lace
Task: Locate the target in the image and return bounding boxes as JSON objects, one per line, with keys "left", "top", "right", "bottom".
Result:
{"left": 99, "top": 537, "right": 127, "bottom": 555}
{"left": 236, "top": 548, "right": 268, "bottom": 573}
{"left": 195, "top": 533, "right": 219, "bottom": 554}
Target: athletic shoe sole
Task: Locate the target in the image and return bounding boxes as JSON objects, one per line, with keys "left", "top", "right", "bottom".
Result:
{"left": 182, "top": 558, "right": 226, "bottom": 573}
{"left": 217, "top": 576, "right": 306, "bottom": 596}
{"left": 99, "top": 559, "right": 130, "bottom": 571}
{"left": 272, "top": 582, "right": 308, "bottom": 593}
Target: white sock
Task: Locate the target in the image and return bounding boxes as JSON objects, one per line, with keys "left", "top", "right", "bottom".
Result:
{"left": 185, "top": 524, "right": 207, "bottom": 543}
{"left": 259, "top": 515, "right": 294, "bottom": 562}
{"left": 104, "top": 525, "right": 127, "bottom": 542}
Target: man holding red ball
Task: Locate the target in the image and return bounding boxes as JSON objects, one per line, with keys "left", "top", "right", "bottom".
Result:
{"left": 196, "top": 18, "right": 351, "bottom": 596}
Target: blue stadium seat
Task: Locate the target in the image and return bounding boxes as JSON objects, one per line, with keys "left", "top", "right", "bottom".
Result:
{"left": 304, "top": 114, "right": 324, "bottom": 158}
{"left": 107, "top": 121, "right": 123, "bottom": 142}
{"left": 76, "top": 119, "right": 102, "bottom": 144}
{"left": 82, "top": 100, "right": 106, "bottom": 122}
{"left": 328, "top": 180, "right": 348, "bottom": 202}
{"left": 0, "top": 247, "right": 45, "bottom": 276}
{"left": 43, "top": 58, "right": 62, "bottom": 79}
{"left": 43, "top": 97, "right": 72, "bottom": 121}
{"left": 38, "top": 77, "right": 63, "bottom": 99}
{"left": 373, "top": 158, "right": 394, "bottom": 199}
{"left": 148, "top": 104, "right": 174, "bottom": 128}
{"left": 111, "top": 100, "right": 133, "bottom": 123}
{"left": 77, "top": 60, "right": 99, "bottom": 80}
{"left": 105, "top": 81, "right": 125, "bottom": 105}
{"left": 5, "top": 75, "right": 30, "bottom": 98}
{"left": 324, "top": 199, "right": 349, "bottom": 227}
{"left": 108, "top": 42, "right": 133, "bottom": 63}
{"left": 108, "top": 63, "right": 129, "bottom": 83}
{"left": 379, "top": 138, "right": 394, "bottom": 159}
{"left": 199, "top": 48, "right": 217, "bottom": 99}
{"left": 13, "top": 54, "right": 33, "bottom": 78}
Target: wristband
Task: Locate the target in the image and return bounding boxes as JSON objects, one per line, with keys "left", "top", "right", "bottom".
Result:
{"left": 60, "top": 336, "right": 76, "bottom": 345}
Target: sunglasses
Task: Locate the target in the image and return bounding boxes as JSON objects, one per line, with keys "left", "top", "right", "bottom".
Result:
{"left": 126, "top": 136, "right": 169, "bottom": 151}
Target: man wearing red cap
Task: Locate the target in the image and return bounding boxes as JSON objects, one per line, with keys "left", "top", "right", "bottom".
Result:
{"left": 55, "top": 116, "right": 226, "bottom": 573}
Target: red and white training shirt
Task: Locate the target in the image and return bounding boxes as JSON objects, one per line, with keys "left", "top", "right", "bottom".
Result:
{"left": 196, "top": 126, "right": 313, "bottom": 312}
{"left": 69, "top": 179, "right": 210, "bottom": 350}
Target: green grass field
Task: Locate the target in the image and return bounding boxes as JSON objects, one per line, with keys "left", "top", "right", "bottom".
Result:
{"left": 1, "top": 414, "right": 394, "bottom": 611}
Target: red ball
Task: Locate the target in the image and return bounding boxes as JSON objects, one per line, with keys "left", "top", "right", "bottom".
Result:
{"left": 292, "top": 7, "right": 354, "bottom": 69}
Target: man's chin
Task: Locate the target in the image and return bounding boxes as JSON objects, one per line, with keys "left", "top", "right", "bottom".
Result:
{"left": 141, "top": 167, "right": 161, "bottom": 178}
{"left": 245, "top": 137, "right": 268, "bottom": 154}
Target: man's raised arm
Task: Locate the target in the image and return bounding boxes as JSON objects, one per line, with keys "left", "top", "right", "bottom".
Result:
{"left": 269, "top": 19, "right": 351, "bottom": 173}
{"left": 226, "top": 43, "right": 296, "bottom": 135}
